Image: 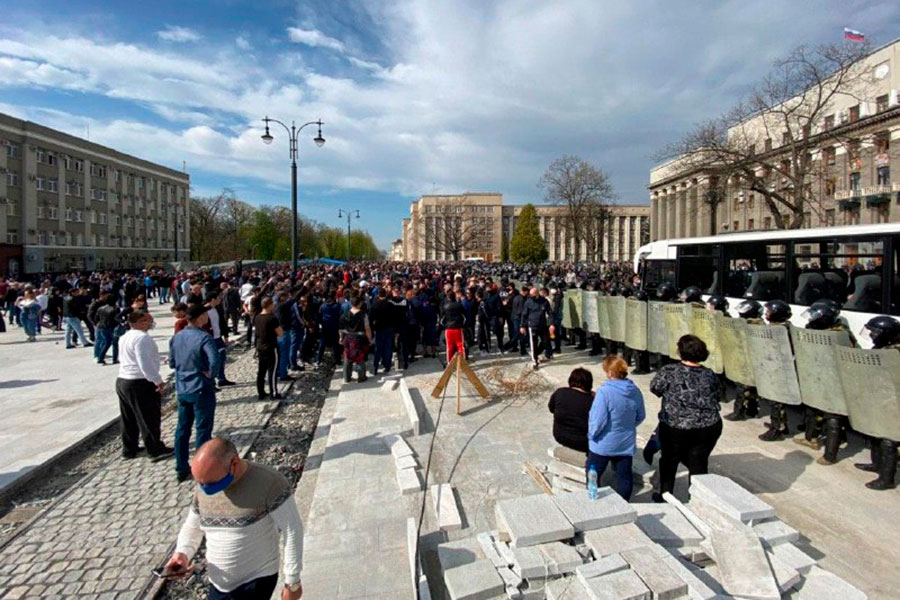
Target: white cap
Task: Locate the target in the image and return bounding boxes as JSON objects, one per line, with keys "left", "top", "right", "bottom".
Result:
{"left": 359, "top": 280, "right": 369, "bottom": 287}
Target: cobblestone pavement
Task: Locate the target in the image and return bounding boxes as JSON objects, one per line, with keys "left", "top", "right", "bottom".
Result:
{"left": 0, "top": 348, "right": 286, "bottom": 599}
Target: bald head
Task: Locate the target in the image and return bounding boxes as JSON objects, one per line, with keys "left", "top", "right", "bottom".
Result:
{"left": 192, "top": 437, "right": 239, "bottom": 485}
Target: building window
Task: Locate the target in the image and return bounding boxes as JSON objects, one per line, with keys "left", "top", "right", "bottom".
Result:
{"left": 849, "top": 172, "right": 861, "bottom": 191}
{"left": 6, "top": 232, "right": 18, "bottom": 244}
{"left": 849, "top": 105, "right": 860, "bottom": 122}
{"left": 825, "top": 209, "right": 835, "bottom": 226}
{"left": 36, "top": 148, "right": 57, "bottom": 165}
{"left": 876, "top": 95, "right": 889, "bottom": 113}
{"left": 36, "top": 177, "right": 59, "bottom": 192}
{"left": 748, "top": 218, "right": 755, "bottom": 230}
{"left": 824, "top": 114, "right": 834, "bottom": 130}
{"left": 5, "top": 142, "right": 20, "bottom": 157}
{"left": 781, "top": 131, "right": 790, "bottom": 146}
{"left": 100, "top": 213, "right": 107, "bottom": 224}
{"left": 876, "top": 132, "right": 890, "bottom": 153}
{"left": 64, "top": 156, "right": 84, "bottom": 172}
{"left": 764, "top": 138, "right": 772, "bottom": 151}
{"left": 823, "top": 147, "right": 836, "bottom": 166}
{"left": 5, "top": 172, "right": 18, "bottom": 187}
{"left": 65, "top": 182, "right": 83, "bottom": 197}
{"left": 733, "top": 220, "right": 740, "bottom": 231}
{"left": 747, "top": 194, "right": 754, "bottom": 209}
{"left": 75, "top": 210, "right": 83, "bottom": 222}
{"left": 49, "top": 206, "right": 58, "bottom": 219}
{"left": 90, "top": 164, "right": 107, "bottom": 178}
{"left": 826, "top": 178, "right": 837, "bottom": 196}
{"left": 764, "top": 216, "right": 772, "bottom": 229}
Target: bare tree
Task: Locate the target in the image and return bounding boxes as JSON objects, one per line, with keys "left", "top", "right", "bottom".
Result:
{"left": 189, "top": 191, "right": 226, "bottom": 261}
{"left": 424, "top": 197, "right": 484, "bottom": 260}
{"left": 661, "top": 42, "right": 872, "bottom": 229}
{"left": 221, "top": 193, "right": 254, "bottom": 259}
{"left": 539, "top": 155, "right": 615, "bottom": 262}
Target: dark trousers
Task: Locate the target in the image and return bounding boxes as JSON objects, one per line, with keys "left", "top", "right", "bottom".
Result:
{"left": 657, "top": 420, "right": 723, "bottom": 495}
{"left": 586, "top": 452, "right": 634, "bottom": 500}
{"left": 317, "top": 329, "right": 342, "bottom": 364}
{"left": 174, "top": 389, "right": 216, "bottom": 475}
{"left": 405, "top": 326, "right": 420, "bottom": 364}
{"left": 490, "top": 316, "right": 505, "bottom": 350}
{"left": 374, "top": 328, "right": 394, "bottom": 372}
{"left": 214, "top": 337, "right": 228, "bottom": 383}
{"left": 116, "top": 378, "right": 165, "bottom": 456}
{"left": 257, "top": 349, "right": 277, "bottom": 396}
{"left": 527, "top": 326, "right": 550, "bottom": 363}
{"left": 208, "top": 573, "right": 278, "bottom": 600}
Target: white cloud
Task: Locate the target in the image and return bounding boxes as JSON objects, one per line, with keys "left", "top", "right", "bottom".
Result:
{"left": 286, "top": 27, "right": 346, "bottom": 53}
{"left": 157, "top": 25, "right": 202, "bottom": 43}
{"left": 235, "top": 35, "right": 252, "bottom": 50}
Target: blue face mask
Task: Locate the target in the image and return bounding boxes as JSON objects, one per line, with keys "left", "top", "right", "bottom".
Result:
{"left": 200, "top": 468, "right": 235, "bottom": 495}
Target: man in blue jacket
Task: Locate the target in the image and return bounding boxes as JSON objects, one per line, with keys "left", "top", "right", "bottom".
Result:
{"left": 169, "top": 303, "right": 221, "bottom": 483}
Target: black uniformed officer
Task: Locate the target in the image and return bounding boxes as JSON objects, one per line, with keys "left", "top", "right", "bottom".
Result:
{"left": 726, "top": 300, "right": 762, "bottom": 421}
{"left": 758, "top": 300, "right": 792, "bottom": 442}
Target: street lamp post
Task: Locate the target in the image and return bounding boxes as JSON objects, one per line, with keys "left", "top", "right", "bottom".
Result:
{"left": 338, "top": 209, "right": 360, "bottom": 260}
{"left": 260, "top": 116, "right": 325, "bottom": 274}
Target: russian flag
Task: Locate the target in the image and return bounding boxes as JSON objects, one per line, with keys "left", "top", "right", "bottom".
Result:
{"left": 844, "top": 28, "right": 865, "bottom": 42}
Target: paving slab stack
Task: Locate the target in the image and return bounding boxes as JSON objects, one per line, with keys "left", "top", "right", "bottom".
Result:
{"left": 433, "top": 472, "right": 868, "bottom": 600}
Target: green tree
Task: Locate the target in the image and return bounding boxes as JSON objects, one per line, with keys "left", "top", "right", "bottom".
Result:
{"left": 510, "top": 204, "right": 548, "bottom": 264}
{"left": 249, "top": 208, "right": 278, "bottom": 260}
{"left": 318, "top": 227, "right": 346, "bottom": 259}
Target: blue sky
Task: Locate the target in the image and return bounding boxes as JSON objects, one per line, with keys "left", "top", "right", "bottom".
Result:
{"left": 2, "top": 1, "right": 899, "bottom": 250}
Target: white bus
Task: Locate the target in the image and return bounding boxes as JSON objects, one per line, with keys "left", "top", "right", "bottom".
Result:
{"left": 633, "top": 223, "right": 900, "bottom": 339}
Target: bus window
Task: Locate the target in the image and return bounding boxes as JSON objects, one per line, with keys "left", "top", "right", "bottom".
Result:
{"left": 793, "top": 239, "right": 884, "bottom": 310}
{"left": 677, "top": 245, "right": 719, "bottom": 294}
{"left": 641, "top": 259, "right": 676, "bottom": 292}
{"left": 891, "top": 239, "right": 899, "bottom": 316}
{"left": 724, "top": 242, "right": 786, "bottom": 301}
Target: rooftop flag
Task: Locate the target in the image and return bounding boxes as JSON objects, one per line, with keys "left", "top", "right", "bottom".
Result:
{"left": 844, "top": 28, "right": 865, "bottom": 42}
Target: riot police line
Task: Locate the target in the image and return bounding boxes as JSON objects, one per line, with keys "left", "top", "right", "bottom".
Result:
{"left": 560, "top": 284, "right": 900, "bottom": 491}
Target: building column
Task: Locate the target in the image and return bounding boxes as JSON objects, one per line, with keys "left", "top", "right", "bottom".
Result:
{"left": 650, "top": 196, "right": 659, "bottom": 240}
{"left": 624, "top": 216, "right": 632, "bottom": 260}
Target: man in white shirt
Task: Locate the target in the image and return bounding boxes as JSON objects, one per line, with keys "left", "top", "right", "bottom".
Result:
{"left": 165, "top": 437, "right": 304, "bottom": 599}
{"left": 115, "top": 309, "right": 173, "bottom": 461}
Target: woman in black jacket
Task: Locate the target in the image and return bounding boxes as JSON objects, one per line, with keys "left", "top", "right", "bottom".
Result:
{"left": 649, "top": 334, "right": 722, "bottom": 501}
{"left": 548, "top": 368, "right": 594, "bottom": 454}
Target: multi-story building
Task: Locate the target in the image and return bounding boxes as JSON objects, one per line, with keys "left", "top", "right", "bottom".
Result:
{"left": 0, "top": 112, "right": 190, "bottom": 275}
{"left": 400, "top": 193, "right": 650, "bottom": 263}
{"left": 650, "top": 39, "right": 900, "bottom": 241}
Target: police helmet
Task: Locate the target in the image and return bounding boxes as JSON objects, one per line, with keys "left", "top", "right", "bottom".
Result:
{"left": 634, "top": 290, "right": 649, "bottom": 302}
{"left": 764, "top": 300, "right": 792, "bottom": 323}
{"left": 706, "top": 295, "right": 729, "bottom": 312}
{"left": 680, "top": 286, "right": 703, "bottom": 304}
{"left": 736, "top": 300, "right": 762, "bottom": 319}
{"left": 864, "top": 315, "right": 900, "bottom": 349}
{"left": 811, "top": 298, "right": 841, "bottom": 314}
{"left": 618, "top": 285, "right": 633, "bottom": 298}
{"left": 656, "top": 283, "right": 676, "bottom": 301}
{"left": 804, "top": 303, "right": 839, "bottom": 330}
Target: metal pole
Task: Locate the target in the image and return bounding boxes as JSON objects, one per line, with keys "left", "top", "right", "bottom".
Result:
{"left": 347, "top": 213, "right": 351, "bottom": 261}
{"left": 173, "top": 197, "right": 178, "bottom": 262}
{"left": 291, "top": 158, "right": 298, "bottom": 274}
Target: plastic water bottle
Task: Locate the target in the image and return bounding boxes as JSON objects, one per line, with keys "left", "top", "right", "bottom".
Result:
{"left": 587, "top": 466, "right": 599, "bottom": 500}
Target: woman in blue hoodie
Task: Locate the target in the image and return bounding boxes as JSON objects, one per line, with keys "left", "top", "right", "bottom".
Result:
{"left": 587, "top": 356, "right": 646, "bottom": 500}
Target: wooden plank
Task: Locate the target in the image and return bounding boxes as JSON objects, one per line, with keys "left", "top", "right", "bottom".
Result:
{"left": 459, "top": 356, "right": 490, "bottom": 398}
{"left": 430, "top": 353, "right": 458, "bottom": 398}
{"left": 524, "top": 462, "right": 554, "bottom": 496}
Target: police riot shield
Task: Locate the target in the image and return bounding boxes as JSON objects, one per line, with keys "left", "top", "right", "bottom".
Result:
{"left": 583, "top": 291, "right": 600, "bottom": 333}
{"left": 716, "top": 315, "right": 755, "bottom": 387}
{"left": 790, "top": 328, "right": 851, "bottom": 416}
{"left": 562, "top": 290, "right": 575, "bottom": 329}
{"left": 691, "top": 308, "right": 723, "bottom": 374}
{"left": 625, "top": 298, "right": 648, "bottom": 351}
{"left": 608, "top": 296, "right": 626, "bottom": 343}
{"left": 663, "top": 304, "right": 692, "bottom": 359}
{"left": 597, "top": 295, "right": 611, "bottom": 339}
{"left": 745, "top": 323, "right": 802, "bottom": 406}
{"left": 573, "top": 290, "right": 583, "bottom": 331}
{"left": 836, "top": 347, "right": 900, "bottom": 441}
{"left": 647, "top": 301, "right": 669, "bottom": 355}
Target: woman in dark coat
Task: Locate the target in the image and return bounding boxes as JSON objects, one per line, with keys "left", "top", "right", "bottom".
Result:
{"left": 649, "top": 334, "right": 722, "bottom": 502}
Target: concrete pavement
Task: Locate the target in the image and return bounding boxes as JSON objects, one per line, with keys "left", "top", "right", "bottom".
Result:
{"left": 0, "top": 301, "right": 176, "bottom": 496}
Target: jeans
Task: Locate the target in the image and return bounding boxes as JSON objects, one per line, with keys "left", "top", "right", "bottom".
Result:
{"left": 213, "top": 337, "right": 228, "bottom": 383}
{"left": 158, "top": 287, "right": 169, "bottom": 304}
{"left": 65, "top": 316, "right": 89, "bottom": 347}
{"left": 586, "top": 452, "right": 634, "bottom": 500}
{"left": 208, "top": 573, "right": 278, "bottom": 600}
{"left": 95, "top": 327, "right": 117, "bottom": 362}
{"left": 290, "top": 327, "right": 305, "bottom": 367}
{"left": 276, "top": 331, "right": 292, "bottom": 379}
{"left": 374, "top": 328, "right": 394, "bottom": 372}
{"left": 317, "top": 328, "right": 341, "bottom": 365}
{"left": 174, "top": 388, "right": 216, "bottom": 475}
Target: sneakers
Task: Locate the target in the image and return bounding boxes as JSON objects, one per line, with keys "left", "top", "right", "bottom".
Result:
{"left": 97, "top": 359, "right": 107, "bottom": 365}
{"left": 149, "top": 447, "right": 175, "bottom": 462}
{"left": 218, "top": 380, "right": 236, "bottom": 387}
{"left": 176, "top": 471, "right": 193, "bottom": 483}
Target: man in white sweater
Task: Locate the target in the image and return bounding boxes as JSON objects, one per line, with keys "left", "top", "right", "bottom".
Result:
{"left": 165, "top": 437, "right": 304, "bottom": 599}
{"left": 115, "top": 309, "right": 172, "bottom": 460}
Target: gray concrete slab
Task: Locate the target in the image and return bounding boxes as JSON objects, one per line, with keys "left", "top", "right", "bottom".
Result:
{"left": 432, "top": 483, "right": 463, "bottom": 531}
{"left": 620, "top": 548, "right": 688, "bottom": 600}
{"left": 583, "top": 523, "right": 662, "bottom": 559}
{"left": 632, "top": 504, "right": 705, "bottom": 548}
{"left": 496, "top": 494, "right": 575, "bottom": 547}
{"left": 538, "top": 542, "right": 584, "bottom": 575}
{"left": 511, "top": 546, "right": 548, "bottom": 579}
{"left": 0, "top": 302, "right": 175, "bottom": 495}
{"left": 709, "top": 527, "right": 780, "bottom": 600}
{"left": 546, "top": 576, "right": 593, "bottom": 600}
{"left": 551, "top": 489, "right": 637, "bottom": 532}
{"left": 766, "top": 542, "right": 817, "bottom": 575}
{"left": 659, "top": 554, "right": 728, "bottom": 600}
{"left": 583, "top": 569, "right": 651, "bottom": 600}
{"left": 797, "top": 566, "right": 867, "bottom": 600}
{"left": 690, "top": 474, "right": 776, "bottom": 522}
{"left": 443, "top": 559, "right": 505, "bottom": 600}
{"left": 438, "top": 537, "right": 485, "bottom": 572}
{"left": 576, "top": 554, "right": 629, "bottom": 587}
{"left": 397, "top": 466, "right": 423, "bottom": 494}
{"left": 752, "top": 518, "right": 799, "bottom": 546}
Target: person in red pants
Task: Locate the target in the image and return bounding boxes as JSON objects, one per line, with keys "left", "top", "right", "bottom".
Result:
{"left": 441, "top": 290, "right": 467, "bottom": 363}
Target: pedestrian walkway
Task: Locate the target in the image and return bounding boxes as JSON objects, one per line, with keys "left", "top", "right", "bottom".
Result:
{"left": 0, "top": 303, "right": 175, "bottom": 496}
{"left": 300, "top": 379, "right": 414, "bottom": 599}
{"left": 0, "top": 349, "right": 285, "bottom": 599}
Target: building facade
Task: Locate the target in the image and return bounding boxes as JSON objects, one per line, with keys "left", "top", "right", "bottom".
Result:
{"left": 650, "top": 39, "right": 900, "bottom": 241}
{"left": 400, "top": 193, "right": 650, "bottom": 263}
{"left": 0, "top": 112, "right": 190, "bottom": 275}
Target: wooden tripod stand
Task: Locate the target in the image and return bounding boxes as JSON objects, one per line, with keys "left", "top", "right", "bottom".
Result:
{"left": 431, "top": 353, "right": 490, "bottom": 415}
